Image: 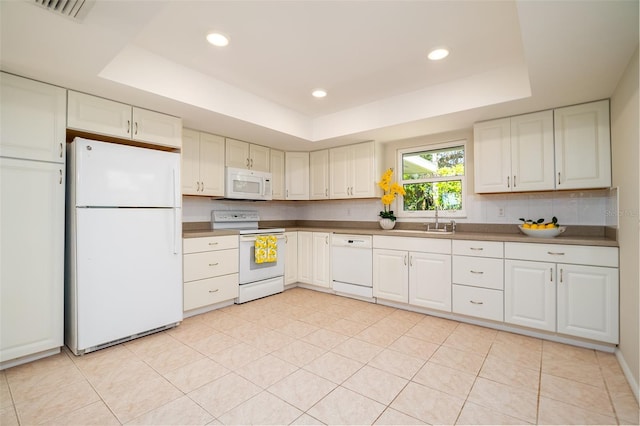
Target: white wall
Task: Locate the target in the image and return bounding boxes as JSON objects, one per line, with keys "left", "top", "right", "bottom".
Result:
{"left": 611, "top": 46, "right": 639, "bottom": 399}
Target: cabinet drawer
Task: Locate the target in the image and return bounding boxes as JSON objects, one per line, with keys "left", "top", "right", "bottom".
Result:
{"left": 453, "top": 256, "right": 503, "bottom": 290}
{"left": 505, "top": 242, "right": 618, "bottom": 267}
{"left": 452, "top": 240, "right": 503, "bottom": 258}
{"left": 373, "top": 236, "right": 451, "bottom": 254}
{"left": 183, "top": 235, "right": 238, "bottom": 254}
{"left": 184, "top": 274, "right": 238, "bottom": 311}
{"left": 452, "top": 284, "right": 503, "bottom": 322}
{"left": 183, "top": 249, "right": 238, "bottom": 282}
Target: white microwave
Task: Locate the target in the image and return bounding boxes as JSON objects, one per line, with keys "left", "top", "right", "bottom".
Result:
{"left": 225, "top": 167, "right": 272, "bottom": 201}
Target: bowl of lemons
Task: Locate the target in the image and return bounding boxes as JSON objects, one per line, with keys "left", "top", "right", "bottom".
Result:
{"left": 518, "top": 217, "right": 566, "bottom": 238}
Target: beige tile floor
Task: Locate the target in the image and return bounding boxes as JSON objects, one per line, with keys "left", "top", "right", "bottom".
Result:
{"left": 1, "top": 287, "right": 638, "bottom": 425}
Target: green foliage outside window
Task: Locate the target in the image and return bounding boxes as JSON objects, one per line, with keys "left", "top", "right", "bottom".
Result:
{"left": 401, "top": 145, "right": 465, "bottom": 213}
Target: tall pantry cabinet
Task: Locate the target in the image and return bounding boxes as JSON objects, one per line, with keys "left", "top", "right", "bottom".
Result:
{"left": 0, "top": 73, "right": 66, "bottom": 368}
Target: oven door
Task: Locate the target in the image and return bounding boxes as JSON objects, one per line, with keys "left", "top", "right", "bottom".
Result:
{"left": 239, "top": 234, "right": 286, "bottom": 284}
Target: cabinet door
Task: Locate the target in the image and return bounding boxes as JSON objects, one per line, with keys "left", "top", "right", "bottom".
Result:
{"left": 510, "top": 110, "right": 555, "bottom": 191}
{"left": 225, "top": 138, "right": 250, "bottom": 169}
{"left": 297, "top": 232, "right": 313, "bottom": 284}
{"left": 284, "top": 232, "right": 298, "bottom": 285}
{"left": 309, "top": 150, "right": 329, "bottom": 199}
{"left": 181, "top": 129, "right": 201, "bottom": 195}
{"left": 409, "top": 252, "right": 452, "bottom": 312}
{"left": 132, "top": 107, "right": 182, "bottom": 149}
{"left": 554, "top": 100, "right": 611, "bottom": 189}
{"left": 285, "top": 152, "right": 310, "bottom": 200}
{"left": 249, "top": 144, "right": 270, "bottom": 172}
{"left": 351, "top": 142, "right": 376, "bottom": 198}
{"left": 373, "top": 249, "right": 408, "bottom": 303}
{"left": 1, "top": 158, "right": 64, "bottom": 362}
{"left": 199, "top": 133, "right": 225, "bottom": 196}
{"left": 1, "top": 73, "right": 66, "bottom": 163}
{"left": 557, "top": 264, "right": 618, "bottom": 344}
{"left": 270, "top": 149, "right": 285, "bottom": 200}
{"left": 312, "top": 232, "right": 331, "bottom": 288}
{"left": 473, "top": 118, "right": 511, "bottom": 193}
{"left": 329, "top": 145, "right": 350, "bottom": 198}
{"left": 504, "top": 260, "right": 556, "bottom": 332}
{"left": 67, "top": 91, "right": 131, "bottom": 139}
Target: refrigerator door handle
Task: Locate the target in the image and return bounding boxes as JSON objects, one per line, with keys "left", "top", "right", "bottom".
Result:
{"left": 172, "top": 168, "right": 180, "bottom": 254}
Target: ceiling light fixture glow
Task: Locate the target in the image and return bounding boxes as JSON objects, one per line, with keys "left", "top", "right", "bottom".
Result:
{"left": 312, "top": 89, "right": 327, "bottom": 98}
{"left": 206, "top": 32, "right": 229, "bottom": 47}
{"left": 428, "top": 48, "right": 449, "bottom": 61}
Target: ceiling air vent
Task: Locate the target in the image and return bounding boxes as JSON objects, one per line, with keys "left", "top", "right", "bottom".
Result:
{"left": 32, "top": 0, "right": 95, "bottom": 22}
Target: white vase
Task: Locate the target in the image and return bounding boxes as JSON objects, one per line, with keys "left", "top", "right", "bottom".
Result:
{"left": 379, "top": 218, "right": 396, "bottom": 230}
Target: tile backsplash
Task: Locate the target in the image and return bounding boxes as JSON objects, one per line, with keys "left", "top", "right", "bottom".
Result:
{"left": 182, "top": 188, "right": 618, "bottom": 227}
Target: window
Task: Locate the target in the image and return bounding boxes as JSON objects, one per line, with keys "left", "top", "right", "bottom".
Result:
{"left": 397, "top": 141, "right": 466, "bottom": 218}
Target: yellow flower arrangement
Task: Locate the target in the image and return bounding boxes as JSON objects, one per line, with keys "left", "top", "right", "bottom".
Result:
{"left": 378, "top": 168, "right": 405, "bottom": 221}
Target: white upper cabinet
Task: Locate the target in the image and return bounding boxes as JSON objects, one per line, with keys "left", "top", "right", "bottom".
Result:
{"left": 309, "top": 149, "right": 329, "bottom": 200}
{"left": 270, "top": 149, "right": 285, "bottom": 200}
{"left": 181, "top": 129, "right": 225, "bottom": 196}
{"left": 225, "top": 138, "right": 270, "bottom": 172}
{"left": 329, "top": 141, "right": 377, "bottom": 199}
{"left": 285, "top": 152, "right": 309, "bottom": 200}
{"left": 474, "top": 110, "right": 554, "bottom": 193}
{"left": 510, "top": 111, "right": 555, "bottom": 191}
{"left": 0, "top": 73, "right": 66, "bottom": 163}
{"left": 474, "top": 100, "right": 611, "bottom": 193}
{"left": 67, "top": 91, "right": 182, "bottom": 149}
{"left": 554, "top": 100, "right": 611, "bottom": 189}
{"left": 473, "top": 118, "right": 511, "bottom": 193}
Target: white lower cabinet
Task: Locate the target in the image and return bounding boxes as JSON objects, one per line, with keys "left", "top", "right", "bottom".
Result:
{"left": 505, "top": 242, "right": 619, "bottom": 344}
{"left": 557, "top": 263, "right": 619, "bottom": 343}
{"left": 372, "top": 248, "right": 408, "bottom": 303}
{"left": 409, "top": 252, "right": 451, "bottom": 311}
{"left": 183, "top": 235, "right": 239, "bottom": 312}
{"left": 373, "top": 236, "right": 451, "bottom": 311}
{"left": 452, "top": 240, "right": 504, "bottom": 322}
{"left": 297, "top": 231, "right": 331, "bottom": 288}
{"left": 284, "top": 232, "right": 298, "bottom": 285}
{"left": 504, "top": 259, "right": 556, "bottom": 331}
{"left": 1, "top": 158, "right": 65, "bottom": 365}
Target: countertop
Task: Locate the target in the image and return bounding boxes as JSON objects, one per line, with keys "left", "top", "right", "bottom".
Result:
{"left": 182, "top": 221, "right": 618, "bottom": 247}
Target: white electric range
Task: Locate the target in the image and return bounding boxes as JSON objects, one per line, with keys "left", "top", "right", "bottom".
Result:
{"left": 211, "top": 210, "right": 285, "bottom": 303}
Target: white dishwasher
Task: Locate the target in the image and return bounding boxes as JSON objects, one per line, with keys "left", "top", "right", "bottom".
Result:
{"left": 331, "top": 234, "right": 373, "bottom": 299}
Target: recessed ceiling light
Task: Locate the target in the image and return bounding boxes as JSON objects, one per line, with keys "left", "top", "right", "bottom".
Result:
{"left": 312, "top": 89, "right": 327, "bottom": 98}
{"left": 206, "top": 32, "right": 229, "bottom": 47}
{"left": 428, "top": 48, "right": 449, "bottom": 61}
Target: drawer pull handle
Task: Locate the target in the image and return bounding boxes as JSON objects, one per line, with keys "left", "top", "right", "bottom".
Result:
{"left": 470, "top": 247, "right": 483, "bottom": 251}
{"left": 470, "top": 300, "right": 484, "bottom": 305}
{"left": 208, "top": 289, "right": 219, "bottom": 293}
{"left": 547, "top": 251, "right": 565, "bottom": 256}
{"left": 209, "top": 242, "right": 218, "bottom": 246}
{"left": 470, "top": 270, "right": 484, "bottom": 274}
{"left": 209, "top": 262, "right": 219, "bottom": 267}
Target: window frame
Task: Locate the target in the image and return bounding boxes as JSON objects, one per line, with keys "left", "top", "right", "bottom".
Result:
{"left": 396, "top": 140, "right": 468, "bottom": 219}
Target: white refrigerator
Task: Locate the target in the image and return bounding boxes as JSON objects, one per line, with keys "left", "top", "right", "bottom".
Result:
{"left": 65, "top": 138, "right": 182, "bottom": 355}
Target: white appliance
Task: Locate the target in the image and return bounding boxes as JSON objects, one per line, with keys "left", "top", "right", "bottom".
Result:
{"left": 225, "top": 167, "right": 273, "bottom": 201}
{"left": 332, "top": 234, "right": 374, "bottom": 300}
{"left": 65, "top": 138, "right": 182, "bottom": 355}
{"left": 211, "top": 210, "right": 284, "bottom": 303}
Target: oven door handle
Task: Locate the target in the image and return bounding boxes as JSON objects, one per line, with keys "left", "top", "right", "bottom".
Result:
{"left": 240, "top": 234, "right": 285, "bottom": 243}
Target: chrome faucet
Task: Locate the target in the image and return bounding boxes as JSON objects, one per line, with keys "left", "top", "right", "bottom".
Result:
{"left": 434, "top": 206, "right": 439, "bottom": 229}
